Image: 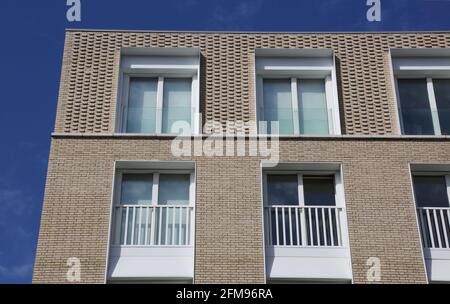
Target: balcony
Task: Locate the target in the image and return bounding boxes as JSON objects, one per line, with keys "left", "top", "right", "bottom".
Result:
{"left": 417, "top": 207, "right": 450, "bottom": 282}
{"left": 411, "top": 171, "right": 450, "bottom": 282}
{"left": 264, "top": 205, "right": 352, "bottom": 282}
{"left": 265, "top": 205, "right": 345, "bottom": 247}
{"left": 108, "top": 204, "right": 195, "bottom": 281}
{"left": 107, "top": 164, "right": 196, "bottom": 283}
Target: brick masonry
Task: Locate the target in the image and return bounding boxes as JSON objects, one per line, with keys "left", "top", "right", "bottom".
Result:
{"left": 33, "top": 30, "right": 450, "bottom": 283}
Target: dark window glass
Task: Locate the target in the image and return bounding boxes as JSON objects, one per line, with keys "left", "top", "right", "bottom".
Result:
{"left": 303, "top": 176, "right": 336, "bottom": 206}
{"left": 267, "top": 175, "right": 298, "bottom": 205}
{"left": 158, "top": 174, "right": 190, "bottom": 205}
{"left": 120, "top": 174, "right": 153, "bottom": 205}
{"left": 413, "top": 176, "right": 449, "bottom": 208}
{"left": 398, "top": 79, "right": 434, "bottom": 135}
{"left": 433, "top": 79, "right": 450, "bottom": 135}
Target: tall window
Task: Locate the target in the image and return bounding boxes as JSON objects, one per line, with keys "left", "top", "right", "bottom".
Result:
{"left": 120, "top": 174, "right": 153, "bottom": 205}
{"left": 118, "top": 51, "right": 200, "bottom": 135}
{"left": 123, "top": 77, "right": 193, "bottom": 134}
{"left": 263, "top": 79, "right": 294, "bottom": 135}
{"left": 255, "top": 51, "right": 340, "bottom": 136}
{"left": 261, "top": 78, "right": 331, "bottom": 135}
{"left": 266, "top": 174, "right": 336, "bottom": 206}
{"left": 126, "top": 78, "right": 158, "bottom": 133}
{"left": 433, "top": 79, "right": 450, "bottom": 135}
{"left": 413, "top": 174, "right": 450, "bottom": 249}
{"left": 161, "top": 78, "right": 192, "bottom": 134}
{"left": 397, "top": 78, "right": 450, "bottom": 135}
{"left": 264, "top": 173, "right": 344, "bottom": 247}
{"left": 413, "top": 175, "right": 450, "bottom": 208}
{"left": 113, "top": 172, "right": 194, "bottom": 246}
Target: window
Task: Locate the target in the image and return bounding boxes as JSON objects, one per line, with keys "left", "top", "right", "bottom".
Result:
{"left": 410, "top": 165, "right": 450, "bottom": 281}
{"left": 413, "top": 175, "right": 450, "bottom": 208}
{"left": 397, "top": 78, "right": 450, "bottom": 135}
{"left": 433, "top": 79, "right": 450, "bottom": 135}
{"left": 158, "top": 174, "right": 190, "bottom": 205}
{"left": 266, "top": 174, "right": 336, "bottom": 207}
{"left": 392, "top": 50, "right": 450, "bottom": 135}
{"left": 298, "top": 80, "right": 330, "bottom": 135}
{"left": 117, "top": 49, "right": 200, "bottom": 135}
{"left": 261, "top": 79, "right": 330, "bottom": 135}
{"left": 413, "top": 174, "right": 450, "bottom": 249}
{"left": 162, "top": 78, "right": 192, "bottom": 134}
{"left": 256, "top": 49, "right": 341, "bottom": 136}
{"left": 303, "top": 176, "right": 336, "bottom": 206}
{"left": 120, "top": 174, "right": 153, "bottom": 205}
{"left": 264, "top": 173, "right": 344, "bottom": 247}
{"left": 122, "top": 76, "right": 194, "bottom": 134}
{"left": 113, "top": 171, "right": 194, "bottom": 246}
{"left": 266, "top": 175, "right": 299, "bottom": 205}
{"left": 263, "top": 79, "right": 294, "bottom": 135}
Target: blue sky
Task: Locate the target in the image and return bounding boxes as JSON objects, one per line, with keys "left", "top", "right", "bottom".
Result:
{"left": 0, "top": 0, "right": 450, "bottom": 284}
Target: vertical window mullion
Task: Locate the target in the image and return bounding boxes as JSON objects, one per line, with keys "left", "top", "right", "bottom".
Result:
{"left": 263, "top": 174, "right": 268, "bottom": 207}
{"left": 394, "top": 78, "right": 405, "bottom": 134}
{"left": 156, "top": 77, "right": 164, "bottom": 134}
{"left": 297, "top": 174, "right": 305, "bottom": 207}
{"left": 427, "top": 78, "right": 442, "bottom": 135}
{"left": 191, "top": 76, "right": 197, "bottom": 135}
{"left": 291, "top": 78, "right": 300, "bottom": 135}
{"left": 446, "top": 175, "right": 450, "bottom": 207}
{"left": 189, "top": 172, "right": 196, "bottom": 207}
{"left": 116, "top": 172, "right": 123, "bottom": 206}
{"left": 297, "top": 174, "right": 308, "bottom": 246}
{"left": 256, "top": 77, "right": 264, "bottom": 133}
{"left": 152, "top": 173, "right": 159, "bottom": 206}
{"left": 334, "top": 172, "right": 344, "bottom": 208}
{"left": 325, "top": 76, "right": 335, "bottom": 135}
{"left": 121, "top": 75, "right": 131, "bottom": 133}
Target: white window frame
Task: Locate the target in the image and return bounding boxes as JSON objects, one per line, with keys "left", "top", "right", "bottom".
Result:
{"left": 114, "top": 170, "right": 196, "bottom": 208}
{"left": 119, "top": 75, "right": 198, "bottom": 134}
{"left": 255, "top": 49, "right": 341, "bottom": 136}
{"left": 262, "top": 171, "right": 345, "bottom": 209}
{"left": 262, "top": 169, "right": 349, "bottom": 248}
{"left": 116, "top": 48, "right": 200, "bottom": 135}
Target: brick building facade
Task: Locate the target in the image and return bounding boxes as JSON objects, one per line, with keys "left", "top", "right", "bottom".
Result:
{"left": 33, "top": 30, "right": 450, "bottom": 283}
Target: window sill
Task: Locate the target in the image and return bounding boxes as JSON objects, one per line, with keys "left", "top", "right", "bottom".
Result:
{"left": 51, "top": 132, "right": 450, "bottom": 140}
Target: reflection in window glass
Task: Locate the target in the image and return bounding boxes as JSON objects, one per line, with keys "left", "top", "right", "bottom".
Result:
{"left": 120, "top": 174, "right": 153, "bottom": 205}
{"left": 433, "top": 79, "right": 450, "bottom": 135}
{"left": 267, "top": 175, "right": 298, "bottom": 205}
{"left": 413, "top": 176, "right": 449, "bottom": 208}
{"left": 303, "top": 176, "right": 336, "bottom": 206}
{"left": 126, "top": 78, "right": 158, "bottom": 133}
{"left": 158, "top": 174, "right": 190, "bottom": 205}
{"left": 398, "top": 79, "right": 434, "bottom": 135}
{"left": 262, "top": 79, "right": 294, "bottom": 135}
{"left": 298, "top": 79, "right": 329, "bottom": 135}
{"left": 162, "top": 78, "right": 192, "bottom": 134}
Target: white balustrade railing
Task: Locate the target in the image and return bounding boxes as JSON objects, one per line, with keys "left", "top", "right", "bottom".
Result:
{"left": 417, "top": 207, "right": 450, "bottom": 249}
{"left": 112, "top": 205, "right": 195, "bottom": 246}
{"left": 264, "top": 205, "right": 345, "bottom": 247}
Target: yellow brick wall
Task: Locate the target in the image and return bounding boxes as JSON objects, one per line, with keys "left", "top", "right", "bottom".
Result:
{"left": 34, "top": 137, "right": 450, "bottom": 283}
{"left": 34, "top": 30, "right": 450, "bottom": 283}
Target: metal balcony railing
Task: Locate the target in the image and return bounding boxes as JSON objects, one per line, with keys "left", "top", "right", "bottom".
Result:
{"left": 112, "top": 205, "right": 195, "bottom": 246}
{"left": 417, "top": 207, "right": 450, "bottom": 249}
{"left": 264, "top": 205, "right": 345, "bottom": 247}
